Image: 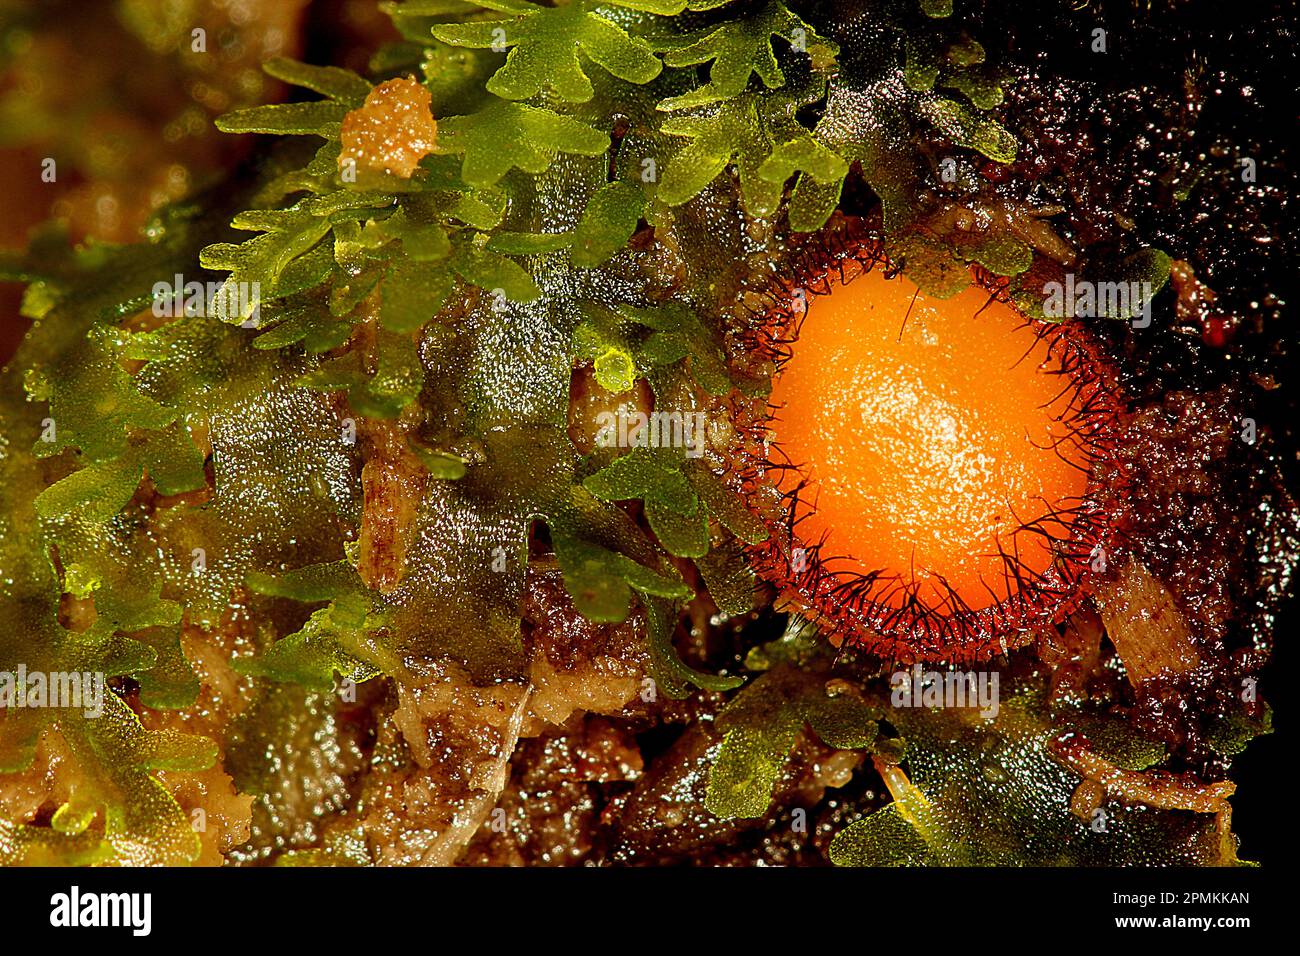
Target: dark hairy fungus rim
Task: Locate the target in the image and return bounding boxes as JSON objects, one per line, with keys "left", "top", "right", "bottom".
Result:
{"left": 731, "top": 221, "right": 1133, "bottom": 665}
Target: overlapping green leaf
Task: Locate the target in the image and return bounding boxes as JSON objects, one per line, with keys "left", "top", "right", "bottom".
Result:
{"left": 432, "top": 1, "right": 663, "bottom": 103}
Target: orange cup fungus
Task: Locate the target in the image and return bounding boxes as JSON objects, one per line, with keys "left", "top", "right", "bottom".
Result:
{"left": 744, "top": 238, "right": 1125, "bottom": 662}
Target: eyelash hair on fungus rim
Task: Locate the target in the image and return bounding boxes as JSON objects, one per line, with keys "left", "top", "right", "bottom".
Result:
{"left": 736, "top": 225, "right": 1131, "bottom": 664}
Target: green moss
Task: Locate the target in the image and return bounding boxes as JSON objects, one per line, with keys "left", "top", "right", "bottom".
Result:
{"left": 0, "top": 0, "right": 1208, "bottom": 867}
{"left": 830, "top": 678, "right": 1244, "bottom": 866}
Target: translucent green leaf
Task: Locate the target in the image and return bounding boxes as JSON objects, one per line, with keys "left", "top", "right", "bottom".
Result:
{"left": 571, "top": 180, "right": 645, "bottom": 267}
{"left": 1063, "top": 714, "right": 1168, "bottom": 771}
{"left": 438, "top": 187, "right": 509, "bottom": 232}
{"left": 966, "top": 235, "right": 1033, "bottom": 276}
{"left": 660, "top": 90, "right": 824, "bottom": 216}
{"left": 247, "top": 560, "right": 363, "bottom": 603}
{"left": 131, "top": 625, "right": 202, "bottom": 710}
{"left": 449, "top": 240, "right": 541, "bottom": 301}
{"left": 943, "top": 71, "right": 1004, "bottom": 111}
{"left": 757, "top": 131, "right": 848, "bottom": 191}
{"left": 381, "top": 0, "right": 482, "bottom": 17}
{"left": 611, "top": 0, "right": 687, "bottom": 13}
{"left": 252, "top": 298, "right": 354, "bottom": 353}
{"left": 437, "top": 100, "right": 609, "bottom": 188}
{"left": 553, "top": 534, "right": 638, "bottom": 622}
{"left": 583, "top": 446, "right": 686, "bottom": 502}
{"left": 29, "top": 326, "right": 174, "bottom": 463}
{"left": 0, "top": 694, "right": 216, "bottom": 865}
{"left": 408, "top": 444, "right": 469, "bottom": 479}
{"left": 380, "top": 256, "right": 455, "bottom": 332}
{"left": 200, "top": 213, "right": 333, "bottom": 324}
{"left": 593, "top": 346, "right": 637, "bottom": 392}
{"left": 378, "top": 207, "right": 453, "bottom": 262}
{"left": 616, "top": 301, "right": 731, "bottom": 394}
{"left": 433, "top": 1, "right": 662, "bottom": 103}
{"left": 642, "top": 597, "right": 743, "bottom": 699}
{"left": 296, "top": 328, "right": 424, "bottom": 420}
{"left": 201, "top": 192, "right": 394, "bottom": 324}
{"left": 806, "top": 693, "right": 881, "bottom": 750}
{"left": 658, "top": 105, "right": 751, "bottom": 205}
{"left": 590, "top": 548, "right": 691, "bottom": 601}
{"left": 328, "top": 264, "right": 386, "bottom": 320}
{"left": 645, "top": 495, "right": 708, "bottom": 557}
{"left": 33, "top": 451, "right": 142, "bottom": 521}
{"left": 216, "top": 101, "right": 350, "bottom": 137}
{"left": 367, "top": 329, "right": 426, "bottom": 415}
{"left": 829, "top": 804, "right": 931, "bottom": 866}
{"left": 705, "top": 670, "right": 806, "bottom": 818}
{"left": 268, "top": 239, "right": 336, "bottom": 298}
{"left": 657, "top": 0, "right": 837, "bottom": 111}
{"left": 894, "top": 232, "right": 971, "bottom": 299}
{"left": 584, "top": 448, "right": 713, "bottom": 558}
{"left": 829, "top": 675, "right": 1242, "bottom": 866}
{"left": 572, "top": 306, "right": 641, "bottom": 388}
{"left": 695, "top": 537, "right": 756, "bottom": 617}
{"left": 1207, "top": 703, "right": 1273, "bottom": 759}
{"left": 705, "top": 656, "right": 881, "bottom": 820}
{"left": 417, "top": 39, "right": 504, "bottom": 113}
{"left": 141, "top": 421, "right": 207, "bottom": 497}
{"left": 684, "top": 460, "right": 768, "bottom": 543}
{"left": 920, "top": 96, "right": 1016, "bottom": 164}
{"left": 237, "top": 594, "right": 385, "bottom": 692}
{"left": 295, "top": 354, "right": 370, "bottom": 393}
{"left": 485, "top": 231, "right": 575, "bottom": 255}
{"left": 553, "top": 532, "right": 690, "bottom": 623}
{"left": 263, "top": 56, "right": 372, "bottom": 107}
{"left": 92, "top": 575, "right": 182, "bottom": 634}
{"left": 1111, "top": 248, "right": 1174, "bottom": 316}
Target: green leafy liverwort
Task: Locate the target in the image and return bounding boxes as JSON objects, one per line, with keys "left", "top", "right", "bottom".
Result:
{"left": 0, "top": 0, "right": 1275, "bottom": 867}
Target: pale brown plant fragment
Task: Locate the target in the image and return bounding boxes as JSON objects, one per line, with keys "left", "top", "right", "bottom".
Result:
{"left": 339, "top": 77, "right": 437, "bottom": 181}
{"left": 1094, "top": 557, "right": 1202, "bottom": 684}
{"left": 357, "top": 415, "right": 428, "bottom": 594}
{"left": 1052, "top": 732, "right": 1235, "bottom": 814}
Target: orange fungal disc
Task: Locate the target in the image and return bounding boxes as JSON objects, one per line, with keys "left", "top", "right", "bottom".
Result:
{"left": 744, "top": 238, "right": 1125, "bottom": 662}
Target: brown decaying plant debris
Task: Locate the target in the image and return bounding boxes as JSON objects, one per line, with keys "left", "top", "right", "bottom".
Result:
{"left": 339, "top": 77, "right": 438, "bottom": 181}
{"left": 1094, "top": 557, "right": 1202, "bottom": 685}
{"left": 1052, "top": 732, "right": 1234, "bottom": 815}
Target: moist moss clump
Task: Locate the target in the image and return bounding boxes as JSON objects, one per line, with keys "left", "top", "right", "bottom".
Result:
{"left": 0, "top": 0, "right": 1286, "bottom": 866}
